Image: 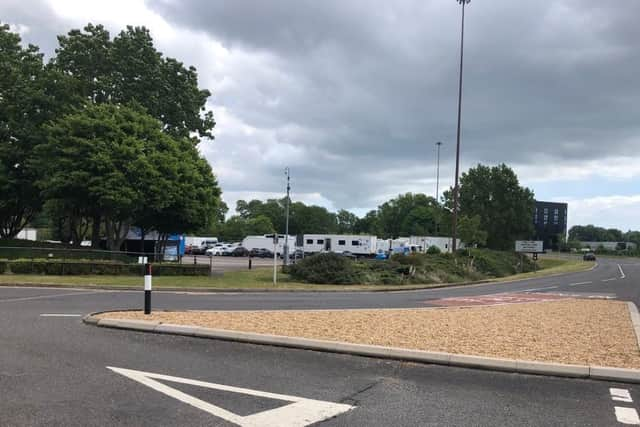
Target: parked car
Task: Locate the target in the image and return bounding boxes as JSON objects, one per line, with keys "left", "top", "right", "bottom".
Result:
{"left": 583, "top": 252, "right": 596, "bottom": 261}
{"left": 222, "top": 244, "right": 237, "bottom": 256}
{"left": 205, "top": 243, "right": 227, "bottom": 256}
{"left": 231, "top": 246, "right": 250, "bottom": 257}
{"left": 250, "top": 248, "right": 274, "bottom": 258}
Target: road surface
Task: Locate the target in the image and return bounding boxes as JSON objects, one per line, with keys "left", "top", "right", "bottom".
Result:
{"left": 1, "top": 257, "right": 639, "bottom": 426}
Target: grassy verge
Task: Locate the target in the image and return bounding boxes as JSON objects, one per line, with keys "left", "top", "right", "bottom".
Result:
{"left": 485, "top": 257, "right": 594, "bottom": 283}
{"left": 0, "top": 257, "right": 593, "bottom": 291}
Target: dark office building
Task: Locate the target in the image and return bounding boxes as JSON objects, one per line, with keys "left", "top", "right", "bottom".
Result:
{"left": 533, "top": 201, "right": 568, "bottom": 250}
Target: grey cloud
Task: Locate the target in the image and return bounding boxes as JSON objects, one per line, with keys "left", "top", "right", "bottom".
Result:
{"left": 4, "top": 1, "right": 640, "bottom": 212}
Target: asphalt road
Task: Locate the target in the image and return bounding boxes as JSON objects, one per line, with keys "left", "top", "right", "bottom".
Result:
{"left": 1, "top": 257, "right": 639, "bottom": 426}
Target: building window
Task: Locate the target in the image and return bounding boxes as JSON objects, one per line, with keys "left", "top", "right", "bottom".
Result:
{"left": 351, "top": 241, "right": 360, "bottom": 246}
{"left": 338, "top": 240, "right": 346, "bottom": 245}
{"left": 317, "top": 239, "right": 324, "bottom": 244}
{"left": 306, "top": 239, "right": 313, "bottom": 244}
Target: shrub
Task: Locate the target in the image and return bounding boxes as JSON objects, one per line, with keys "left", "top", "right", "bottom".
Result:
{"left": 467, "top": 249, "right": 534, "bottom": 277}
{"left": 426, "top": 245, "right": 441, "bottom": 254}
{"left": 0, "top": 261, "right": 6, "bottom": 273}
{"left": 288, "top": 253, "right": 361, "bottom": 284}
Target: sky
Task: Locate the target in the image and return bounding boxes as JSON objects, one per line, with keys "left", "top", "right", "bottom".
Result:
{"left": 3, "top": 0, "right": 640, "bottom": 230}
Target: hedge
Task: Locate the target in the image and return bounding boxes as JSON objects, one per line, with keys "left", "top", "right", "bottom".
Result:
{"left": 3, "top": 260, "right": 210, "bottom": 276}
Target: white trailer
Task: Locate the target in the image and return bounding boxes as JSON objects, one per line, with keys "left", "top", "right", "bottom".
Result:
{"left": 408, "top": 236, "right": 462, "bottom": 253}
{"left": 302, "top": 234, "right": 378, "bottom": 257}
{"left": 242, "top": 235, "right": 296, "bottom": 255}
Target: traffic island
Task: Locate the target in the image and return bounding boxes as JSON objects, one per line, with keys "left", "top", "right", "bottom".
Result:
{"left": 85, "top": 299, "right": 640, "bottom": 383}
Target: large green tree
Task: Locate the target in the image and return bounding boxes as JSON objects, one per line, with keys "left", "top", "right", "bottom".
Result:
{"left": 444, "top": 164, "right": 535, "bottom": 250}
{"left": 373, "top": 193, "right": 445, "bottom": 238}
{"left": 336, "top": 209, "right": 358, "bottom": 234}
{"left": 40, "top": 104, "right": 220, "bottom": 250}
{"left": 53, "top": 24, "right": 214, "bottom": 142}
{"left": 0, "top": 24, "right": 73, "bottom": 238}
{"left": 220, "top": 215, "right": 274, "bottom": 242}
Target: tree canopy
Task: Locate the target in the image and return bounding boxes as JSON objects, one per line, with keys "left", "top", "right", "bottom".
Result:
{"left": 0, "top": 22, "right": 219, "bottom": 249}
{"left": 0, "top": 24, "right": 73, "bottom": 238}
{"left": 444, "top": 164, "right": 535, "bottom": 250}
{"left": 53, "top": 24, "right": 214, "bottom": 142}
{"left": 39, "top": 104, "right": 219, "bottom": 250}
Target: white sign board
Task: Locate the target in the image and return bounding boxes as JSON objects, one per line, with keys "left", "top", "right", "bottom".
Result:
{"left": 137, "top": 256, "right": 148, "bottom": 264}
{"left": 515, "top": 240, "right": 543, "bottom": 253}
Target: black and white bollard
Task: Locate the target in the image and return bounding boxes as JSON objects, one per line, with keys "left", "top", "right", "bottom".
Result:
{"left": 144, "top": 263, "right": 152, "bottom": 315}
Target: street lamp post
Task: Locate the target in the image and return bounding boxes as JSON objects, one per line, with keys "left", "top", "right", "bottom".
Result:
{"left": 283, "top": 167, "right": 291, "bottom": 266}
{"left": 451, "top": 0, "right": 470, "bottom": 252}
{"left": 435, "top": 141, "right": 442, "bottom": 236}
{"left": 435, "top": 141, "right": 442, "bottom": 203}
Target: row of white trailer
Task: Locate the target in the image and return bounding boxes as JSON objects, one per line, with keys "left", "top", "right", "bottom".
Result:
{"left": 240, "top": 234, "right": 462, "bottom": 257}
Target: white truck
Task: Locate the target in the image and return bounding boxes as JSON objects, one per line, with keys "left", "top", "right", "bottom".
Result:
{"left": 241, "top": 235, "right": 296, "bottom": 256}
{"left": 302, "top": 234, "right": 379, "bottom": 257}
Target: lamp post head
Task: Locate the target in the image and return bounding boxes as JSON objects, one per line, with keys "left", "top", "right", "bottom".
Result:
{"left": 457, "top": 0, "right": 470, "bottom": 4}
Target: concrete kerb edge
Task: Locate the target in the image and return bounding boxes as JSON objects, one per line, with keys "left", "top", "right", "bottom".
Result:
{"left": 627, "top": 302, "right": 640, "bottom": 351}
{"left": 83, "top": 311, "right": 640, "bottom": 384}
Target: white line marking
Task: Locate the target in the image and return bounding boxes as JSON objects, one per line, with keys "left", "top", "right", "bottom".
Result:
{"left": 40, "top": 314, "right": 82, "bottom": 317}
{"left": 615, "top": 407, "right": 640, "bottom": 425}
{"left": 619, "top": 264, "right": 626, "bottom": 279}
{"left": 569, "top": 281, "right": 593, "bottom": 287}
{"left": 0, "top": 291, "right": 107, "bottom": 303}
{"left": 611, "top": 388, "right": 633, "bottom": 403}
{"left": 108, "top": 367, "right": 354, "bottom": 426}
{"left": 602, "top": 278, "right": 617, "bottom": 283}
{"left": 522, "top": 286, "right": 558, "bottom": 292}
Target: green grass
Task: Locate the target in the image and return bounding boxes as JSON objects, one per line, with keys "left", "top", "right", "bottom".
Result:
{"left": 0, "top": 257, "right": 593, "bottom": 291}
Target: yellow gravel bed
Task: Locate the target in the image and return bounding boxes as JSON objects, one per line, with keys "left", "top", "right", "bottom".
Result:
{"left": 98, "top": 299, "right": 640, "bottom": 369}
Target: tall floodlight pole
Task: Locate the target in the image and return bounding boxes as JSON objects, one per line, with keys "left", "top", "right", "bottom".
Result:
{"left": 435, "top": 141, "right": 443, "bottom": 236}
{"left": 435, "top": 142, "right": 442, "bottom": 203}
{"left": 451, "top": 0, "right": 470, "bottom": 252}
{"left": 283, "top": 167, "right": 291, "bottom": 266}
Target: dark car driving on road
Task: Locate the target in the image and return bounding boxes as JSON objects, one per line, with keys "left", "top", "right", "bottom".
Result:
{"left": 583, "top": 252, "right": 596, "bottom": 261}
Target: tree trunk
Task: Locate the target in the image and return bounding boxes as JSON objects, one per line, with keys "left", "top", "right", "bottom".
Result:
{"left": 91, "top": 213, "right": 101, "bottom": 248}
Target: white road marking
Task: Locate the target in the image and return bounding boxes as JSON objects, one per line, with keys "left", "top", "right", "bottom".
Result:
{"left": 521, "top": 286, "right": 558, "bottom": 292}
{"left": 615, "top": 407, "right": 640, "bottom": 425}
{"left": 569, "top": 281, "right": 593, "bottom": 287}
{"left": 602, "top": 278, "right": 617, "bottom": 283}
{"left": 108, "top": 367, "right": 354, "bottom": 427}
{"left": 619, "top": 264, "right": 627, "bottom": 279}
{"left": 611, "top": 388, "right": 633, "bottom": 403}
{"left": 40, "top": 314, "right": 82, "bottom": 317}
{"left": 0, "top": 291, "right": 107, "bottom": 303}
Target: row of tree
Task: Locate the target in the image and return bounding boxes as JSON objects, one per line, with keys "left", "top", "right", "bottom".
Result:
{"left": 0, "top": 23, "right": 221, "bottom": 250}
{"left": 569, "top": 225, "right": 640, "bottom": 245}
{"left": 210, "top": 163, "right": 535, "bottom": 251}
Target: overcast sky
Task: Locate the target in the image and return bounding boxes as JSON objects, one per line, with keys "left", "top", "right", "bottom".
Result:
{"left": 3, "top": 0, "right": 640, "bottom": 230}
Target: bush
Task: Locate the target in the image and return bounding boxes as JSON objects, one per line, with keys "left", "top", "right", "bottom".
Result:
{"left": 467, "top": 249, "right": 534, "bottom": 277}
{"left": 0, "top": 261, "right": 6, "bottom": 274}
{"left": 4, "top": 260, "right": 209, "bottom": 276}
{"left": 288, "top": 253, "right": 361, "bottom": 284}
{"left": 426, "top": 245, "right": 441, "bottom": 254}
